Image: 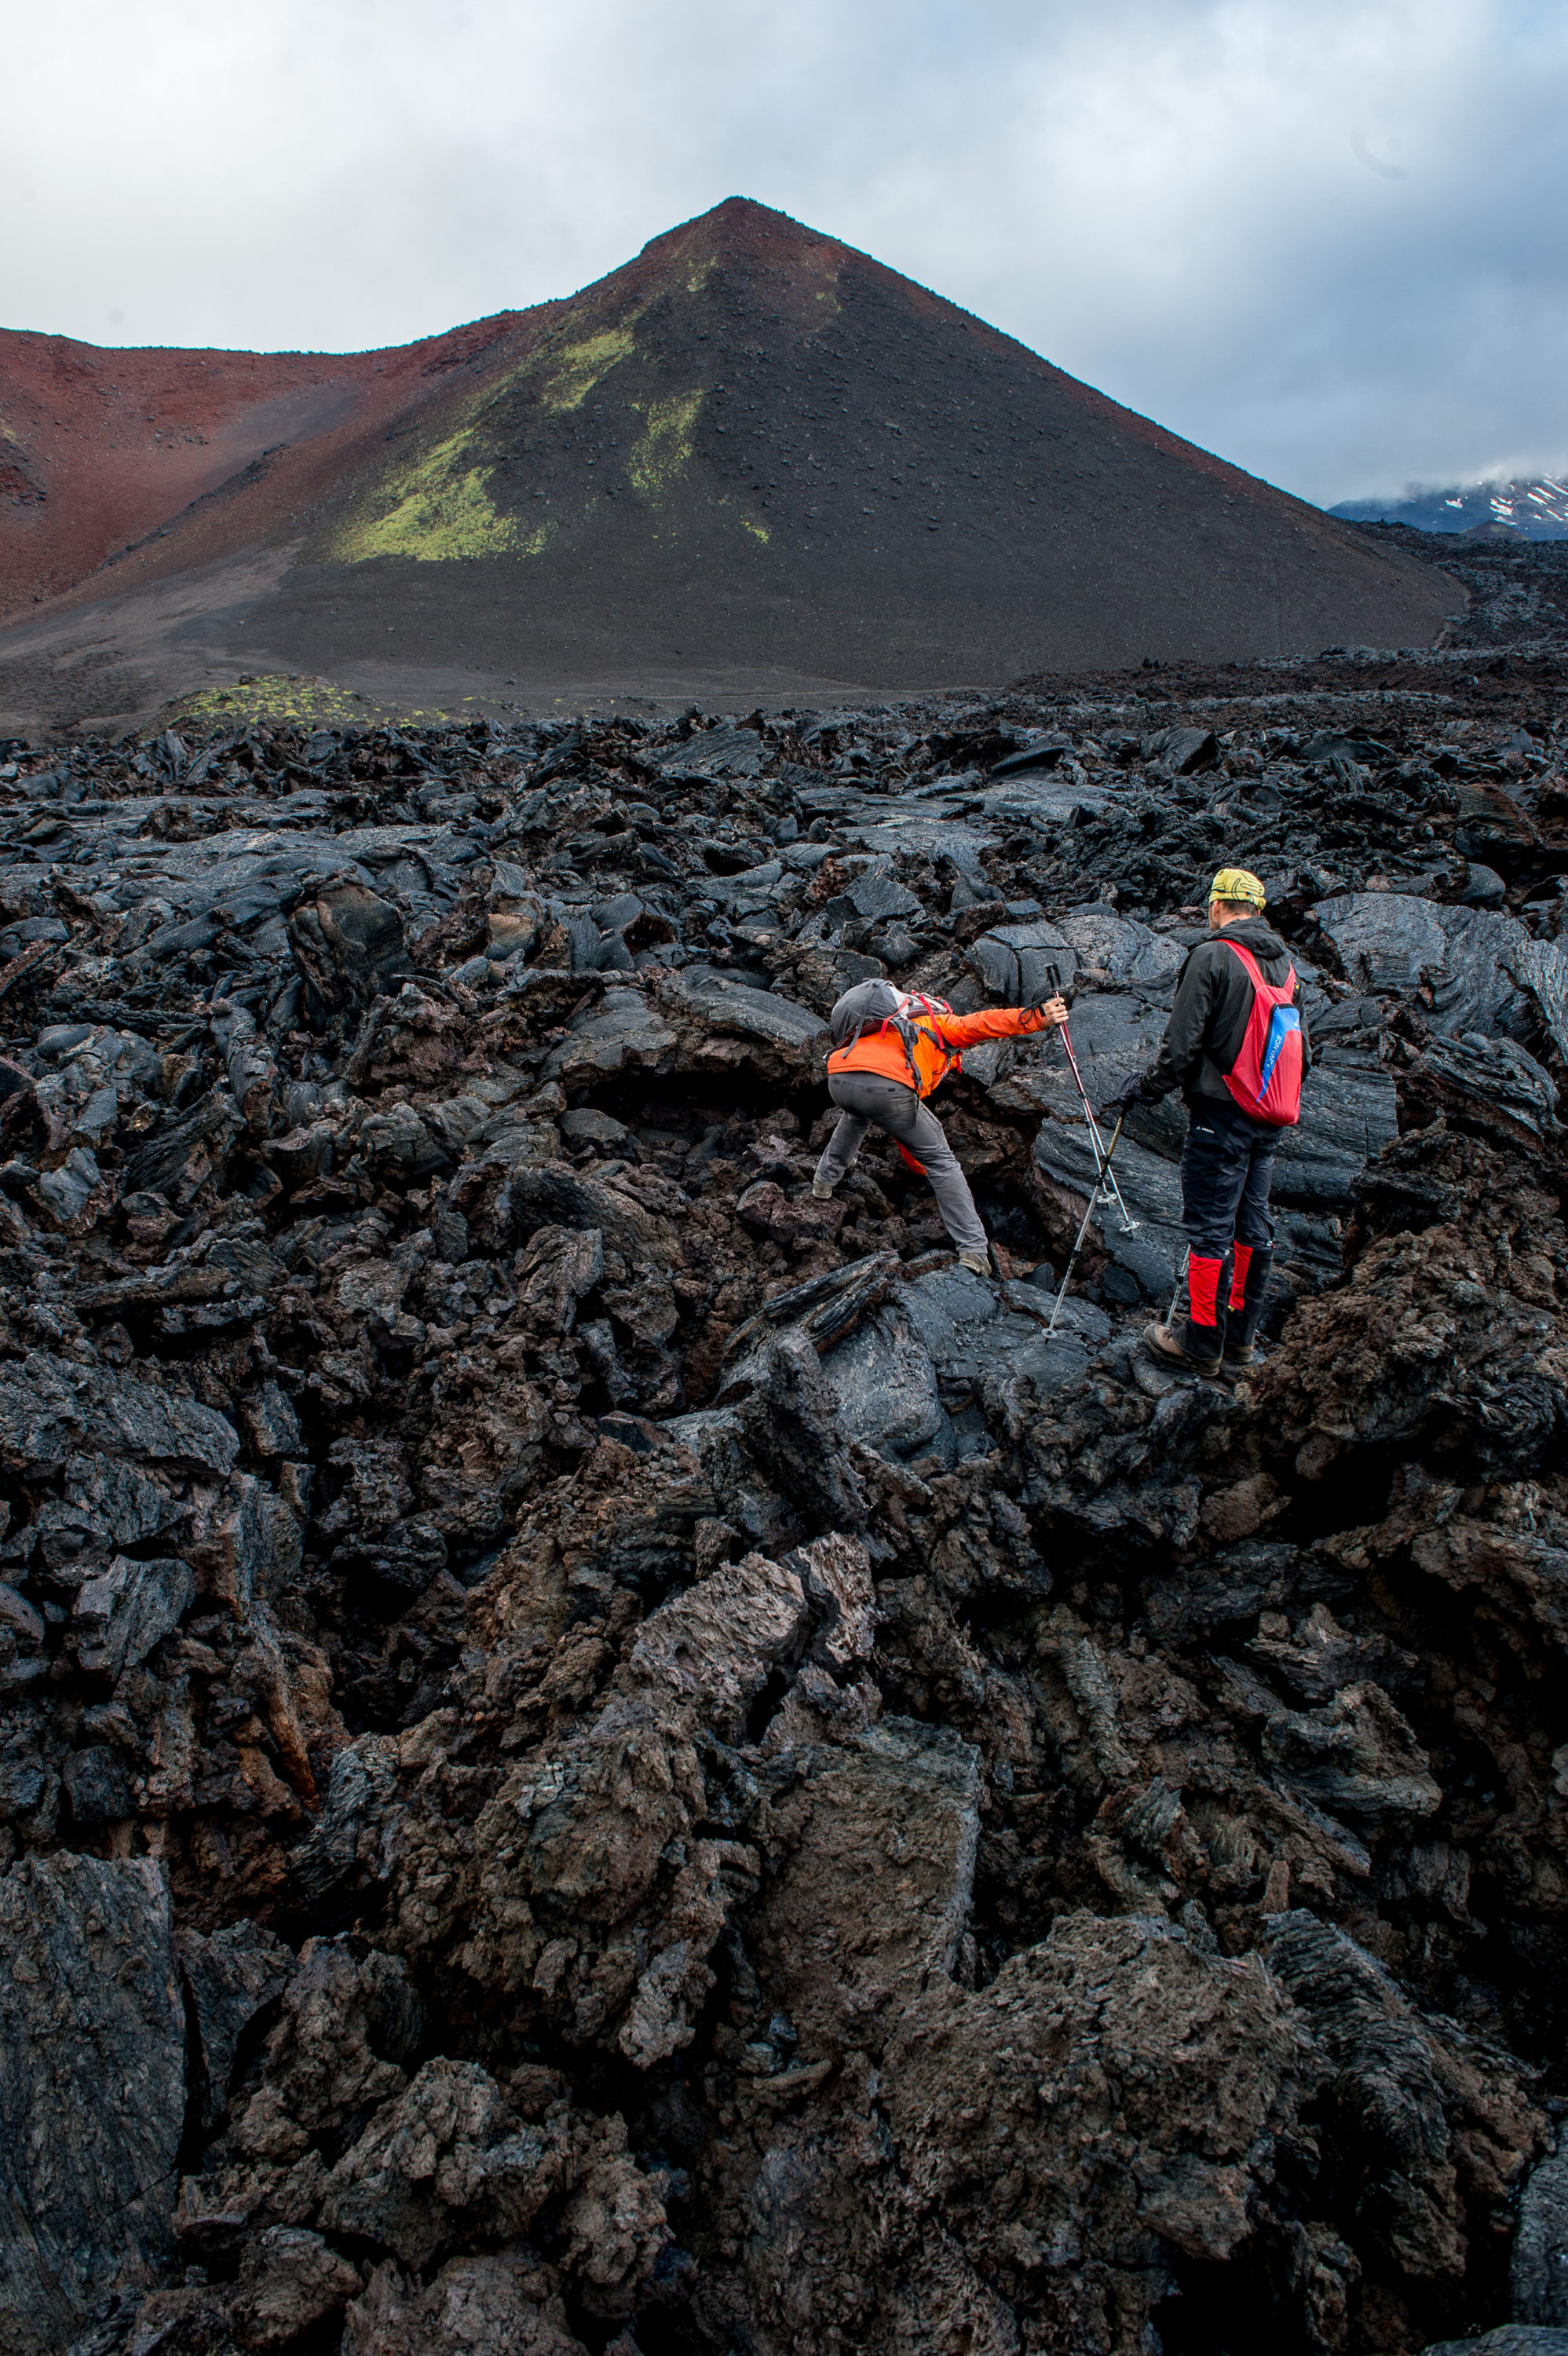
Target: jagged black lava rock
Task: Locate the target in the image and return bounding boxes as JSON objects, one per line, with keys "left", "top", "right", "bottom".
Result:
{"left": 0, "top": 653, "right": 1567, "bottom": 2354}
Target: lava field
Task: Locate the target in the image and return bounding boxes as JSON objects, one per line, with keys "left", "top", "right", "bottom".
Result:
{"left": 2, "top": 652, "right": 1568, "bottom": 2356}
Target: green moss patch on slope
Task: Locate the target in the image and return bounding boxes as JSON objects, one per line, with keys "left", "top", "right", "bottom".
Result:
{"left": 628, "top": 390, "right": 704, "bottom": 503}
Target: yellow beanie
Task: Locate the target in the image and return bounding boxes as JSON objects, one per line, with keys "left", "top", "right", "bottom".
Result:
{"left": 1209, "top": 868, "right": 1266, "bottom": 909}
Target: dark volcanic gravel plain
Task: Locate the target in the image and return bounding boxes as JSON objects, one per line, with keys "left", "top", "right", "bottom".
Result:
{"left": 4, "top": 642, "right": 1568, "bottom": 2356}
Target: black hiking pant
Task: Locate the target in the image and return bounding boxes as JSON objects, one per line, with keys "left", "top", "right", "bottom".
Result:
{"left": 1174, "top": 1097, "right": 1282, "bottom": 1347}
{"left": 1179, "top": 1096, "right": 1280, "bottom": 1257}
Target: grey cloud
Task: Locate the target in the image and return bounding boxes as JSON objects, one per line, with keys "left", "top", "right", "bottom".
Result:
{"left": 0, "top": 0, "right": 1563, "bottom": 505}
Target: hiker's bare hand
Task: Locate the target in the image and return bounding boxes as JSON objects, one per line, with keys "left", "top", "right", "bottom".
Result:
{"left": 1035, "top": 994, "right": 1069, "bottom": 1028}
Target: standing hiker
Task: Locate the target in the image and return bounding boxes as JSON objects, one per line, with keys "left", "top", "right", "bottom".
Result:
{"left": 813, "top": 979, "right": 1069, "bottom": 1275}
{"left": 1109, "top": 868, "right": 1310, "bottom": 1374}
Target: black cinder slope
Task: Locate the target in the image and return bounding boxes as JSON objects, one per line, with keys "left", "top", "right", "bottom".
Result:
{"left": 0, "top": 198, "right": 1457, "bottom": 724}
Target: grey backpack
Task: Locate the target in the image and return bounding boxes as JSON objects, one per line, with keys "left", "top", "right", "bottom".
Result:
{"left": 828, "top": 979, "right": 904, "bottom": 1048}
{"left": 828, "top": 979, "right": 933, "bottom": 1084}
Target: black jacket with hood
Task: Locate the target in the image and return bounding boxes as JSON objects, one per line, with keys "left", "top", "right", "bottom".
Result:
{"left": 1146, "top": 916, "right": 1312, "bottom": 1112}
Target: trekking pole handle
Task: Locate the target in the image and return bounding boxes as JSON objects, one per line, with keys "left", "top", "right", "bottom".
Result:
{"left": 1046, "top": 964, "right": 1091, "bottom": 1081}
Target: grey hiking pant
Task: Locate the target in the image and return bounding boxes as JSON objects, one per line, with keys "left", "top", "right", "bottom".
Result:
{"left": 815, "top": 1072, "right": 986, "bottom": 1254}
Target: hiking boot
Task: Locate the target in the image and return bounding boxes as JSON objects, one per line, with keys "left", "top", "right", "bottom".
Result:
{"left": 811, "top": 1179, "right": 835, "bottom": 1199}
{"left": 957, "top": 1249, "right": 991, "bottom": 1277}
{"left": 1144, "top": 1319, "right": 1223, "bottom": 1376}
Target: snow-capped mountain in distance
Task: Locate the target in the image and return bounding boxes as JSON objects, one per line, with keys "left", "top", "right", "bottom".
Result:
{"left": 1331, "top": 477, "right": 1568, "bottom": 539}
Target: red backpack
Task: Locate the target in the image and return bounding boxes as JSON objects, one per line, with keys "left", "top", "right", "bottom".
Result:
{"left": 1220, "top": 940, "right": 1303, "bottom": 1125}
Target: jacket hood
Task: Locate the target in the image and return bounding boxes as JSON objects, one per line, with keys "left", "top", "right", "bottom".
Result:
{"left": 1213, "top": 916, "right": 1290, "bottom": 964}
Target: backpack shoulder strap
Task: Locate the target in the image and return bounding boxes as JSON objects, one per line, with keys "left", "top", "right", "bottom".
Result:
{"left": 1221, "top": 939, "right": 1296, "bottom": 999}
{"left": 1220, "top": 938, "right": 1266, "bottom": 987}
{"left": 877, "top": 1012, "right": 923, "bottom": 1083}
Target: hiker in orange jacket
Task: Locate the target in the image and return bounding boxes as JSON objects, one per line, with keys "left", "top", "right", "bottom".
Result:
{"left": 813, "top": 979, "right": 1069, "bottom": 1274}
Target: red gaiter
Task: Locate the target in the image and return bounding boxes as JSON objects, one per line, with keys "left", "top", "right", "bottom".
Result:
{"left": 1188, "top": 1254, "right": 1224, "bottom": 1330}
{"left": 1229, "top": 1245, "right": 1253, "bottom": 1312}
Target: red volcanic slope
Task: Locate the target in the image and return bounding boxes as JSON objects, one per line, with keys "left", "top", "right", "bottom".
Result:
{"left": 0, "top": 311, "right": 540, "bottom": 623}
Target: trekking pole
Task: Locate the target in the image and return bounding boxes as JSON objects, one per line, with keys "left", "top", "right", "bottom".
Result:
{"left": 1047, "top": 1112, "right": 1127, "bottom": 1337}
{"left": 1164, "top": 1246, "right": 1190, "bottom": 1329}
{"left": 1045, "top": 964, "right": 1139, "bottom": 1235}
{"left": 1062, "top": 1026, "right": 1139, "bottom": 1235}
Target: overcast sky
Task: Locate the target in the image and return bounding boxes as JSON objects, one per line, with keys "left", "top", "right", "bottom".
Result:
{"left": 2, "top": 0, "right": 1562, "bottom": 506}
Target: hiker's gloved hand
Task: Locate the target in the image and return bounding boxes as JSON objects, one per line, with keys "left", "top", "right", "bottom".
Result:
{"left": 1033, "top": 994, "right": 1069, "bottom": 1029}
{"left": 1109, "top": 1070, "right": 1160, "bottom": 1114}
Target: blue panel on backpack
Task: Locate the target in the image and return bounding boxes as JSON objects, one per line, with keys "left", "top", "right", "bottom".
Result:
{"left": 1257, "top": 1005, "right": 1301, "bottom": 1097}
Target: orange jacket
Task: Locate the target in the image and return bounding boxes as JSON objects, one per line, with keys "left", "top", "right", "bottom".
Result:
{"left": 827, "top": 1003, "right": 1050, "bottom": 1099}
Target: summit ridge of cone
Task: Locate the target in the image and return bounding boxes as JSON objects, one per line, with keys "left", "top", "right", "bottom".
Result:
{"left": 0, "top": 197, "right": 1456, "bottom": 727}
